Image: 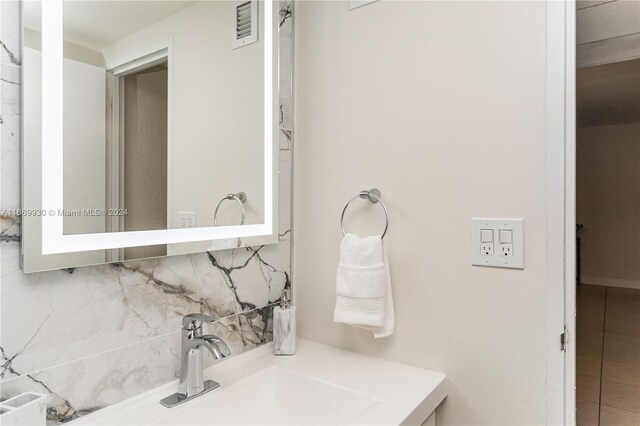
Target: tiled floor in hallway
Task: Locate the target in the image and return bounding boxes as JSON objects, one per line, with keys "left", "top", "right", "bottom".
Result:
{"left": 576, "top": 284, "right": 640, "bottom": 426}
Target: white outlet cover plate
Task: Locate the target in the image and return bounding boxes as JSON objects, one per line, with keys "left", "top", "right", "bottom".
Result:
{"left": 471, "top": 218, "right": 524, "bottom": 269}
{"left": 178, "top": 211, "right": 197, "bottom": 228}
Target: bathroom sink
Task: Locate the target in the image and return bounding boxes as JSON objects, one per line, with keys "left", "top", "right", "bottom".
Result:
{"left": 72, "top": 340, "right": 447, "bottom": 425}
{"left": 156, "top": 367, "right": 375, "bottom": 425}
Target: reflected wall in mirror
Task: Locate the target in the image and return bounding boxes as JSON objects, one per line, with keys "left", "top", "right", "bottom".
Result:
{"left": 22, "top": 0, "right": 280, "bottom": 272}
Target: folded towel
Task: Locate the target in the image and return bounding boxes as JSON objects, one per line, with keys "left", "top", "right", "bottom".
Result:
{"left": 334, "top": 233, "right": 395, "bottom": 338}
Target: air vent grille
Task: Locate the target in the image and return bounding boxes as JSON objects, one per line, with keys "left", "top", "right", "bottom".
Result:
{"left": 236, "top": 2, "right": 252, "bottom": 39}
{"left": 232, "top": 1, "right": 258, "bottom": 49}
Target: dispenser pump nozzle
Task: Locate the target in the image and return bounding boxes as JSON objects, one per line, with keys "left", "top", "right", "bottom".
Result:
{"left": 280, "top": 288, "right": 290, "bottom": 309}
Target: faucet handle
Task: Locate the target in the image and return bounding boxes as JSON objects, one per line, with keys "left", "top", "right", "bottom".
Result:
{"left": 182, "top": 313, "right": 217, "bottom": 329}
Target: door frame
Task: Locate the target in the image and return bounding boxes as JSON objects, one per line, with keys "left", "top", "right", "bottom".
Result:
{"left": 545, "top": 0, "right": 576, "bottom": 424}
{"left": 104, "top": 42, "right": 172, "bottom": 261}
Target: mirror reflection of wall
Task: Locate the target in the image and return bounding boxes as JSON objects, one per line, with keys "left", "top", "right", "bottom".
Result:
{"left": 22, "top": 0, "right": 269, "bottom": 270}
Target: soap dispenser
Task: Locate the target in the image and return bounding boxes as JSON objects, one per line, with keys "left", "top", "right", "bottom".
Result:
{"left": 273, "top": 288, "right": 296, "bottom": 355}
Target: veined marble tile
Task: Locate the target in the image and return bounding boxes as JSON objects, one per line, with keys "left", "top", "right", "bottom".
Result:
{"left": 1, "top": 333, "right": 182, "bottom": 423}
{"left": 1, "top": 62, "right": 20, "bottom": 107}
{"left": 0, "top": 243, "right": 289, "bottom": 382}
{"left": 279, "top": 1, "right": 293, "bottom": 134}
{"left": 0, "top": 305, "right": 274, "bottom": 424}
{"left": 1, "top": 63, "right": 22, "bottom": 212}
{"left": 279, "top": 201, "right": 292, "bottom": 242}
{"left": 0, "top": 1, "right": 21, "bottom": 67}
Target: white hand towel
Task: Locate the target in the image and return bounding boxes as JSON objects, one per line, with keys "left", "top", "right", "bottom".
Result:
{"left": 334, "top": 233, "right": 395, "bottom": 338}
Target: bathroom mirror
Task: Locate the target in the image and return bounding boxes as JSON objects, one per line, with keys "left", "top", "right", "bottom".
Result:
{"left": 21, "top": 0, "right": 280, "bottom": 272}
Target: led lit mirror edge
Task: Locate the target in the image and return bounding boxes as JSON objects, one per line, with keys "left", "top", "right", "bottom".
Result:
{"left": 40, "top": 0, "right": 276, "bottom": 254}
{"left": 20, "top": 0, "right": 287, "bottom": 273}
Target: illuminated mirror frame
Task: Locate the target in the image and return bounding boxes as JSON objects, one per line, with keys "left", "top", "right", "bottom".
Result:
{"left": 40, "top": 0, "right": 278, "bottom": 254}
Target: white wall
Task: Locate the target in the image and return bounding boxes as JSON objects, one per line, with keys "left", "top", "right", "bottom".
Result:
{"left": 293, "top": 2, "right": 548, "bottom": 424}
{"left": 577, "top": 122, "right": 640, "bottom": 289}
{"left": 102, "top": 1, "right": 265, "bottom": 244}
{"left": 24, "top": 28, "right": 106, "bottom": 68}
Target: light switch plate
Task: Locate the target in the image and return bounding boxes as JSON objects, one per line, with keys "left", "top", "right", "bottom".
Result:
{"left": 471, "top": 218, "right": 524, "bottom": 269}
{"left": 178, "top": 211, "right": 197, "bottom": 228}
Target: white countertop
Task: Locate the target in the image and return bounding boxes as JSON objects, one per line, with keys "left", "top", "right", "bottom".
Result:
{"left": 73, "top": 339, "right": 447, "bottom": 425}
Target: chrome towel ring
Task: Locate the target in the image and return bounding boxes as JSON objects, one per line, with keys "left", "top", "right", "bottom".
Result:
{"left": 214, "top": 192, "right": 247, "bottom": 226}
{"left": 340, "top": 188, "right": 389, "bottom": 238}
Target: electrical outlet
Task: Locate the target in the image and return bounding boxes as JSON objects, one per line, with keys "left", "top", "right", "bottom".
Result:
{"left": 499, "top": 243, "right": 513, "bottom": 257}
{"left": 471, "top": 218, "right": 524, "bottom": 269}
{"left": 178, "top": 211, "right": 197, "bottom": 228}
{"left": 481, "top": 242, "right": 494, "bottom": 256}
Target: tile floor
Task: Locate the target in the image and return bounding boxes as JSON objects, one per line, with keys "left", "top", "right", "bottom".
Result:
{"left": 576, "top": 284, "right": 640, "bottom": 426}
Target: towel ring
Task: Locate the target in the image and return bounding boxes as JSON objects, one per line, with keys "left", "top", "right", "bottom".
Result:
{"left": 214, "top": 192, "right": 246, "bottom": 226}
{"left": 340, "top": 188, "right": 389, "bottom": 239}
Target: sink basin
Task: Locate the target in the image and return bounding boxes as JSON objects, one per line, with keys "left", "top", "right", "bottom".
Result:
{"left": 72, "top": 340, "right": 447, "bottom": 425}
{"left": 157, "top": 367, "right": 376, "bottom": 425}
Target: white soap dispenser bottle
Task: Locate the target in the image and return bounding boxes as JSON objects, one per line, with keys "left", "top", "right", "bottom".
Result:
{"left": 273, "top": 288, "right": 296, "bottom": 355}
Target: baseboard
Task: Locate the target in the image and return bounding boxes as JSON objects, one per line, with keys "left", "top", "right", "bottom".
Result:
{"left": 581, "top": 275, "right": 640, "bottom": 290}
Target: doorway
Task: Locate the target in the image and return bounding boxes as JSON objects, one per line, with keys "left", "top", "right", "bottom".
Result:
{"left": 122, "top": 63, "right": 169, "bottom": 259}
{"left": 544, "top": 1, "right": 638, "bottom": 423}
{"left": 575, "top": 58, "right": 640, "bottom": 425}
{"left": 105, "top": 51, "right": 170, "bottom": 261}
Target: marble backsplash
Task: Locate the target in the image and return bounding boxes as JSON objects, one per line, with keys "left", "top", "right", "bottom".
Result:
{"left": 0, "top": 1, "right": 294, "bottom": 423}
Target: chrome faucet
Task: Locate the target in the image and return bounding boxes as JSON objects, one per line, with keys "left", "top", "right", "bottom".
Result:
{"left": 160, "top": 313, "right": 230, "bottom": 408}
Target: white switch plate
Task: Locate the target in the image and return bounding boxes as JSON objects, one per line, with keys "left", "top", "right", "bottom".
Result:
{"left": 178, "top": 211, "right": 197, "bottom": 228}
{"left": 471, "top": 218, "right": 524, "bottom": 269}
